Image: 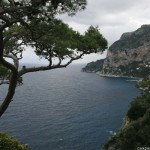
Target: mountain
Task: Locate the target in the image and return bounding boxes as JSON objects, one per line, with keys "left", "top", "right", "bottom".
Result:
{"left": 83, "top": 25, "right": 150, "bottom": 78}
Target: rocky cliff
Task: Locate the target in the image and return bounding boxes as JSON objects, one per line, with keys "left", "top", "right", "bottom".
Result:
{"left": 82, "top": 59, "right": 105, "bottom": 73}
{"left": 83, "top": 25, "right": 150, "bottom": 78}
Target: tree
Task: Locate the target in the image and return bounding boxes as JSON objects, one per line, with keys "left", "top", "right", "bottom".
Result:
{"left": 0, "top": 0, "right": 108, "bottom": 117}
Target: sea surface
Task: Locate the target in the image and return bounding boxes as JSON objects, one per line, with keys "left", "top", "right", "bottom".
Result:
{"left": 0, "top": 64, "right": 140, "bottom": 150}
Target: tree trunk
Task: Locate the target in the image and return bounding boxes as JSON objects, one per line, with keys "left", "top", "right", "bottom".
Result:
{"left": 0, "top": 72, "right": 18, "bottom": 117}
{"left": 0, "top": 30, "right": 18, "bottom": 117}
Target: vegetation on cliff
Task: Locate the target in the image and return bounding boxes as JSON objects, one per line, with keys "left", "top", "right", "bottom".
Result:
{"left": 0, "top": 132, "right": 30, "bottom": 150}
{"left": 116, "top": 61, "right": 150, "bottom": 78}
{"left": 103, "top": 80, "right": 150, "bottom": 150}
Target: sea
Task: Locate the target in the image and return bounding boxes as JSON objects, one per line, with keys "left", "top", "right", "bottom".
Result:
{"left": 0, "top": 64, "right": 140, "bottom": 150}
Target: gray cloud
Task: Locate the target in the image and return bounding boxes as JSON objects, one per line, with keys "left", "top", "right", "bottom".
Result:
{"left": 22, "top": 0, "right": 150, "bottom": 64}
{"left": 59, "top": 0, "right": 150, "bottom": 46}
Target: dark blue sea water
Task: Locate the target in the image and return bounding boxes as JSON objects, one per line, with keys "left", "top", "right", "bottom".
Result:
{"left": 0, "top": 64, "right": 140, "bottom": 150}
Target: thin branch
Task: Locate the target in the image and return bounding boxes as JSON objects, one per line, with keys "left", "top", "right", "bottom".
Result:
{"left": 57, "top": 57, "right": 62, "bottom": 66}
{"left": 60, "top": 53, "right": 84, "bottom": 67}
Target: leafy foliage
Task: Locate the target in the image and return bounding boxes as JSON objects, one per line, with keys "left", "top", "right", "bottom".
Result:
{"left": 0, "top": 132, "right": 30, "bottom": 150}
{"left": 127, "top": 94, "right": 150, "bottom": 120}
{"left": 4, "top": 22, "right": 107, "bottom": 60}
{"left": 138, "top": 80, "right": 150, "bottom": 92}
{"left": 117, "top": 61, "right": 150, "bottom": 77}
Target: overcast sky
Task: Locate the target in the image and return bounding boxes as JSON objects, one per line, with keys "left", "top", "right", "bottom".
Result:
{"left": 22, "top": 0, "right": 150, "bottom": 64}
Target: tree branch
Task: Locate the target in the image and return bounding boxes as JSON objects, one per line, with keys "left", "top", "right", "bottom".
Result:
{"left": 60, "top": 53, "right": 84, "bottom": 67}
{"left": 0, "top": 71, "right": 18, "bottom": 117}
{"left": 18, "top": 53, "right": 84, "bottom": 77}
{"left": 0, "top": 6, "right": 31, "bottom": 16}
{"left": 3, "top": 53, "right": 19, "bottom": 69}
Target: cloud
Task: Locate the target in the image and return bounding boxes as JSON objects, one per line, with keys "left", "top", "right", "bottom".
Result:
{"left": 20, "top": 47, "right": 48, "bottom": 65}
{"left": 23, "top": 0, "right": 150, "bottom": 64}
{"left": 59, "top": 0, "right": 150, "bottom": 47}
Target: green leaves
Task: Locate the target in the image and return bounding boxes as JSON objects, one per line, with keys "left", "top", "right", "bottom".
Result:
{"left": 0, "top": 132, "right": 30, "bottom": 150}
{"left": 3, "top": 17, "right": 108, "bottom": 64}
{"left": 77, "top": 26, "right": 108, "bottom": 54}
{"left": 32, "top": 21, "right": 107, "bottom": 60}
{"left": 2, "top": 0, "right": 107, "bottom": 63}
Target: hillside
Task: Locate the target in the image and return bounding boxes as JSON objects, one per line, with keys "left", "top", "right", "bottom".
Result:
{"left": 82, "top": 59, "right": 105, "bottom": 73}
{"left": 83, "top": 25, "right": 150, "bottom": 78}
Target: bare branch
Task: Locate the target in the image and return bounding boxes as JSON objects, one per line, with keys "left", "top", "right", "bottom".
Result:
{"left": 18, "top": 53, "right": 85, "bottom": 77}
{"left": 3, "top": 53, "right": 19, "bottom": 69}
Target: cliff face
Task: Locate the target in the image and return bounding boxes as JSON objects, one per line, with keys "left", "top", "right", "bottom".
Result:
{"left": 101, "top": 25, "right": 150, "bottom": 77}
{"left": 83, "top": 25, "right": 150, "bottom": 78}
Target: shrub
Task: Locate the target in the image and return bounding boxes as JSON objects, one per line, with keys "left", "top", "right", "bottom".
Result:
{"left": 0, "top": 132, "right": 30, "bottom": 150}
{"left": 127, "top": 94, "right": 150, "bottom": 120}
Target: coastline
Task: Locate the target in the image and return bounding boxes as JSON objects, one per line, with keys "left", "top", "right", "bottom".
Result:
{"left": 96, "top": 73, "right": 139, "bottom": 79}
{"left": 82, "top": 69, "right": 141, "bottom": 80}
{"left": 82, "top": 69, "right": 140, "bottom": 79}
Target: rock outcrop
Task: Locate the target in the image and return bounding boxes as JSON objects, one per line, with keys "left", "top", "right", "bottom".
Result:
{"left": 82, "top": 59, "right": 105, "bottom": 73}
{"left": 83, "top": 25, "right": 150, "bottom": 78}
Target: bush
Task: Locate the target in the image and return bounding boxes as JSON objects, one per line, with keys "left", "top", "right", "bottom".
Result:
{"left": 127, "top": 94, "right": 150, "bottom": 120}
{"left": 103, "top": 112, "right": 150, "bottom": 150}
{"left": 0, "top": 132, "right": 30, "bottom": 150}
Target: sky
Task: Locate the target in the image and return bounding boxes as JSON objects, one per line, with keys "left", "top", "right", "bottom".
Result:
{"left": 22, "top": 0, "right": 150, "bottom": 64}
